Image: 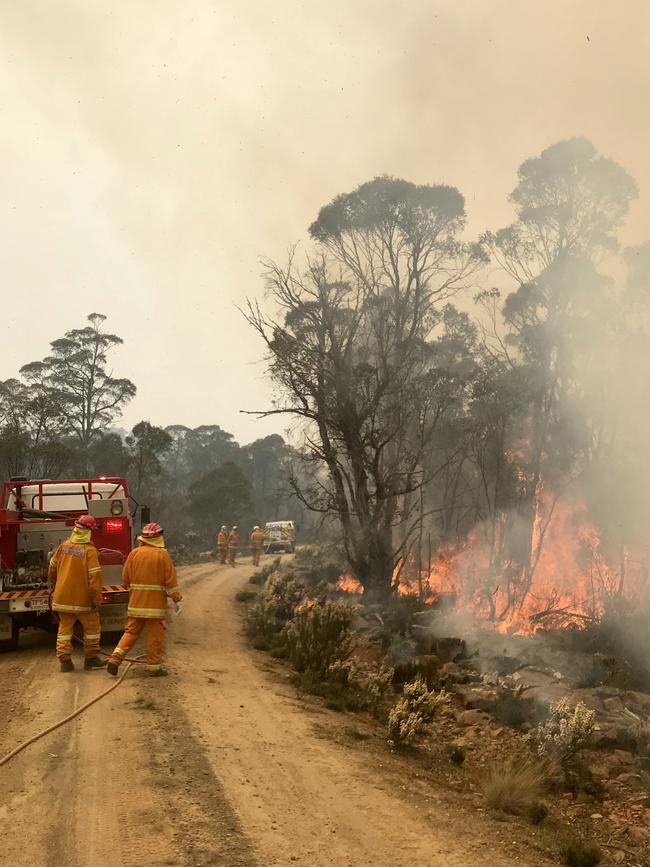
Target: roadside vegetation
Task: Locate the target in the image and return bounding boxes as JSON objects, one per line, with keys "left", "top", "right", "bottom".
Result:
{"left": 238, "top": 549, "right": 650, "bottom": 865}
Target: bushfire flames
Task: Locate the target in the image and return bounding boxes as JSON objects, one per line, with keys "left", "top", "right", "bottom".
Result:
{"left": 337, "top": 491, "right": 645, "bottom": 635}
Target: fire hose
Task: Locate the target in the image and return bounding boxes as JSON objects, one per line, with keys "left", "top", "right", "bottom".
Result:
{"left": 0, "top": 600, "right": 148, "bottom": 768}
{"left": 0, "top": 653, "right": 145, "bottom": 768}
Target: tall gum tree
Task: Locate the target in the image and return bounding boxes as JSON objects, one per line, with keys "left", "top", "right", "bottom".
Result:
{"left": 482, "top": 138, "right": 638, "bottom": 618}
{"left": 247, "top": 176, "right": 487, "bottom": 598}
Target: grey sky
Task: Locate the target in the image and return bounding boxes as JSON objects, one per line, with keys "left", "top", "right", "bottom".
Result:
{"left": 1, "top": 1, "right": 648, "bottom": 443}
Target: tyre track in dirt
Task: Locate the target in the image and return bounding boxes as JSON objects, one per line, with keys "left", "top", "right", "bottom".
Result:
{"left": 0, "top": 569, "right": 254, "bottom": 867}
{"left": 1, "top": 559, "right": 544, "bottom": 867}
{"left": 167, "top": 560, "right": 543, "bottom": 867}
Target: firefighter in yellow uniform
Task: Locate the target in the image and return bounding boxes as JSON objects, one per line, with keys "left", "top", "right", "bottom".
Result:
{"left": 228, "top": 526, "right": 239, "bottom": 566}
{"left": 48, "top": 514, "right": 106, "bottom": 673}
{"left": 106, "top": 522, "right": 181, "bottom": 678}
{"left": 250, "top": 526, "right": 264, "bottom": 567}
{"left": 217, "top": 525, "right": 228, "bottom": 564}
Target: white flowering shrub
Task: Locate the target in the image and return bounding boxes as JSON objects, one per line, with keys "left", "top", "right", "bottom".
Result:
{"left": 529, "top": 698, "right": 595, "bottom": 763}
{"left": 327, "top": 658, "right": 394, "bottom": 711}
{"left": 387, "top": 675, "right": 449, "bottom": 747}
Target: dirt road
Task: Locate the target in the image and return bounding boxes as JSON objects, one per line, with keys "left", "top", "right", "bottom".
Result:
{"left": 0, "top": 562, "right": 543, "bottom": 866}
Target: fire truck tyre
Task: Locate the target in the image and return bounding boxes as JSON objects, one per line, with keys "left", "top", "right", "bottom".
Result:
{"left": 0, "top": 620, "right": 19, "bottom": 652}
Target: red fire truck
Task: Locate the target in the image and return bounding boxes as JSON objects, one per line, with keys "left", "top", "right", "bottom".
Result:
{"left": 0, "top": 476, "right": 137, "bottom": 651}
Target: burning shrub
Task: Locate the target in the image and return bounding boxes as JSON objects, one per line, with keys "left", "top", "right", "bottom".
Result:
{"left": 282, "top": 601, "right": 354, "bottom": 677}
{"left": 387, "top": 675, "right": 449, "bottom": 747}
{"left": 528, "top": 698, "right": 595, "bottom": 764}
{"left": 482, "top": 757, "right": 546, "bottom": 815}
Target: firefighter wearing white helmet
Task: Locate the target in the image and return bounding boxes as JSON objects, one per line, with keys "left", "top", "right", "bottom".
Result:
{"left": 217, "top": 524, "right": 228, "bottom": 564}
{"left": 250, "top": 525, "right": 264, "bottom": 567}
{"left": 228, "top": 526, "right": 239, "bottom": 566}
{"left": 107, "top": 522, "right": 182, "bottom": 678}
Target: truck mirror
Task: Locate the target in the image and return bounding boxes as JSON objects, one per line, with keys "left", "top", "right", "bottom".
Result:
{"left": 140, "top": 505, "right": 151, "bottom": 527}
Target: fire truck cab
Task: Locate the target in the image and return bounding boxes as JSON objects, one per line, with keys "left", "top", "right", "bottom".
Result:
{"left": 0, "top": 476, "right": 134, "bottom": 651}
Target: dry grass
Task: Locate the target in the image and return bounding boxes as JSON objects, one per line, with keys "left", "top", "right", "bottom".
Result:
{"left": 482, "top": 757, "right": 546, "bottom": 815}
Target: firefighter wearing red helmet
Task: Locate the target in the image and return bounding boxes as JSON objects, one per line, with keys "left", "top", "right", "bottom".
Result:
{"left": 106, "top": 522, "right": 182, "bottom": 678}
{"left": 48, "top": 514, "right": 106, "bottom": 672}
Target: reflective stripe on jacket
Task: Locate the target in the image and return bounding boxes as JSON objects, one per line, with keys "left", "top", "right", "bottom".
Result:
{"left": 49, "top": 539, "right": 102, "bottom": 613}
{"left": 123, "top": 545, "right": 180, "bottom": 619}
{"left": 250, "top": 530, "right": 264, "bottom": 548}
{"left": 217, "top": 531, "right": 228, "bottom": 547}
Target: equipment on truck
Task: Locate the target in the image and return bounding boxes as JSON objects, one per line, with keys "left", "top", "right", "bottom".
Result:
{"left": 263, "top": 520, "right": 296, "bottom": 554}
{"left": 0, "top": 476, "right": 140, "bottom": 651}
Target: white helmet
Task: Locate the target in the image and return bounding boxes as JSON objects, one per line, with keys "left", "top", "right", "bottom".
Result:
{"left": 232, "top": 526, "right": 237, "bottom": 530}
{"left": 221, "top": 525, "right": 227, "bottom": 530}
{"left": 254, "top": 525, "right": 260, "bottom": 530}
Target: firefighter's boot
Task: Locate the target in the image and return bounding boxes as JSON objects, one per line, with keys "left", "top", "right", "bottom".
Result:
{"left": 84, "top": 656, "right": 107, "bottom": 670}
{"left": 60, "top": 658, "right": 75, "bottom": 673}
{"left": 145, "top": 668, "right": 169, "bottom": 678}
{"left": 106, "top": 661, "right": 119, "bottom": 676}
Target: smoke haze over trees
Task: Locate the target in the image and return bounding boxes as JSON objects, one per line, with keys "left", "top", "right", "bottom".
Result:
{"left": 249, "top": 137, "right": 650, "bottom": 618}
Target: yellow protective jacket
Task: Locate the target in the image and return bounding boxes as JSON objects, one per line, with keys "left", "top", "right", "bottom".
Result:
{"left": 228, "top": 530, "right": 239, "bottom": 549}
{"left": 250, "top": 529, "right": 264, "bottom": 549}
{"left": 49, "top": 537, "right": 102, "bottom": 614}
{"left": 217, "top": 530, "right": 228, "bottom": 548}
{"left": 123, "top": 544, "right": 181, "bottom": 619}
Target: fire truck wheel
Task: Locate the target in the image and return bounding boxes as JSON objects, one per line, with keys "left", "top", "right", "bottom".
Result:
{"left": 0, "top": 620, "right": 19, "bottom": 652}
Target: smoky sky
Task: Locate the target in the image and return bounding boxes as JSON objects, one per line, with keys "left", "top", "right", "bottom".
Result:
{"left": 1, "top": 0, "right": 648, "bottom": 443}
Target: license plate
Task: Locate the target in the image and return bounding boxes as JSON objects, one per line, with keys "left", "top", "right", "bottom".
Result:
{"left": 30, "top": 597, "right": 50, "bottom": 610}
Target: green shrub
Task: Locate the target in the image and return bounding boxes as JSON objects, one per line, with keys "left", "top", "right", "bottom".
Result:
{"left": 558, "top": 838, "right": 602, "bottom": 867}
{"left": 630, "top": 720, "right": 650, "bottom": 757}
{"left": 249, "top": 557, "right": 282, "bottom": 585}
{"left": 244, "top": 572, "right": 306, "bottom": 643}
{"left": 282, "top": 601, "right": 354, "bottom": 677}
{"left": 387, "top": 676, "right": 449, "bottom": 747}
{"left": 448, "top": 744, "right": 466, "bottom": 766}
{"left": 235, "top": 590, "right": 256, "bottom": 602}
{"left": 492, "top": 690, "right": 544, "bottom": 728}
{"left": 482, "top": 757, "right": 546, "bottom": 814}
{"left": 526, "top": 801, "right": 549, "bottom": 825}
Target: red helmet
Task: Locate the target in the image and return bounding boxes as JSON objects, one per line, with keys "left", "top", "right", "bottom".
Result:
{"left": 141, "top": 522, "right": 163, "bottom": 538}
{"left": 74, "top": 514, "right": 98, "bottom": 530}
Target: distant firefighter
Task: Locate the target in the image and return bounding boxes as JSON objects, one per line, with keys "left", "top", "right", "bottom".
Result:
{"left": 228, "top": 526, "right": 239, "bottom": 566}
{"left": 217, "top": 525, "right": 228, "bottom": 564}
{"left": 250, "top": 525, "right": 264, "bottom": 567}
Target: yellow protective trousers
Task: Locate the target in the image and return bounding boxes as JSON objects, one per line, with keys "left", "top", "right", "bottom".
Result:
{"left": 228, "top": 546, "right": 237, "bottom": 565}
{"left": 110, "top": 617, "right": 166, "bottom": 673}
{"left": 56, "top": 611, "right": 101, "bottom": 660}
{"left": 218, "top": 546, "right": 227, "bottom": 564}
{"left": 252, "top": 547, "right": 262, "bottom": 567}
